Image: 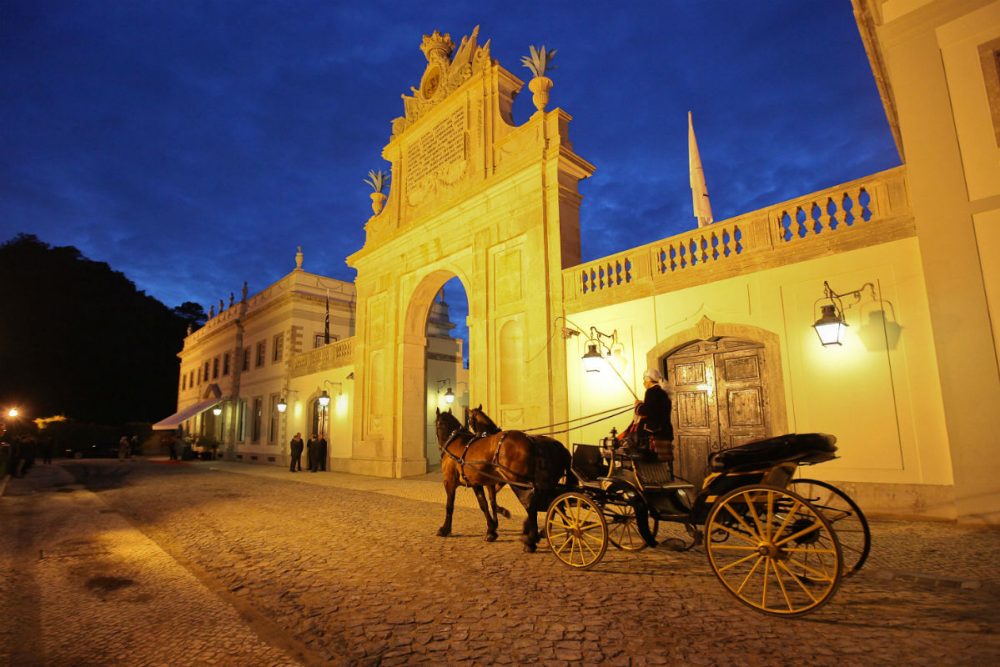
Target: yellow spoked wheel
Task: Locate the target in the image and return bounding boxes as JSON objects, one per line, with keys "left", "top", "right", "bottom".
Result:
{"left": 545, "top": 492, "right": 608, "bottom": 569}
{"left": 788, "top": 478, "right": 870, "bottom": 576}
{"left": 604, "top": 503, "right": 658, "bottom": 551}
{"left": 706, "top": 484, "right": 843, "bottom": 616}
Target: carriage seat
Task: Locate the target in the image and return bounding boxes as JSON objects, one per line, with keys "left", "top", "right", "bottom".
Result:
{"left": 570, "top": 444, "right": 608, "bottom": 486}
{"left": 708, "top": 433, "right": 837, "bottom": 472}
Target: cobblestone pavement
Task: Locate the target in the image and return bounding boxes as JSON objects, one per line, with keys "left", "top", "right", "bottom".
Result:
{"left": 2, "top": 459, "right": 999, "bottom": 666}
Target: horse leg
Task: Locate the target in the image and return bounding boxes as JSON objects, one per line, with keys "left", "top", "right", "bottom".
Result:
{"left": 438, "top": 478, "right": 457, "bottom": 537}
{"left": 491, "top": 483, "right": 511, "bottom": 519}
{"left": 511, "top": 487, "right": 539, "bottom": 553}
{"left": 473, "top": 486, "right": 499, "bottom": 542}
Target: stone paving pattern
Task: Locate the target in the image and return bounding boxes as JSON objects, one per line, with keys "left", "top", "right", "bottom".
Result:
{"left": 2, "top": 459, "right": 999, "bottom": 666}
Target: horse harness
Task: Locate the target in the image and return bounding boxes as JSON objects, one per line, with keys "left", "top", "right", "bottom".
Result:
{"left": 439, "top": 427, "right": 534, "bottom": 490}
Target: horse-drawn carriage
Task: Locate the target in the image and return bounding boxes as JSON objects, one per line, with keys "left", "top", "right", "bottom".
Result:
{"left": 434, "top": 407, "right": 871, "bottom": 617}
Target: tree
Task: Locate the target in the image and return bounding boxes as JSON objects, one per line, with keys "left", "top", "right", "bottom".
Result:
{"left": 173, "top": 301, "right": 207, "bottom": 330}
{"left": 0, "top": 233, "right": 188, "bottom": 425}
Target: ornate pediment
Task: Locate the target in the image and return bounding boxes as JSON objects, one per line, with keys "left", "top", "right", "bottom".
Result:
{"left": 391, "top": 26, "right": 492, "bottom": 139}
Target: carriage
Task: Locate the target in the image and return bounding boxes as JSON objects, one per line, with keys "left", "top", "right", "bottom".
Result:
{"left": 434, "top": 407, "right": 870, "bottom": 617}
{"left": 543, "top": 431, "right": 871, "bottom": 616}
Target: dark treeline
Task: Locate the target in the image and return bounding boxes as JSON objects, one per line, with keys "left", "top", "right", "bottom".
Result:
{"left": 0, "top": 233, "right": 205, "bottom": 428}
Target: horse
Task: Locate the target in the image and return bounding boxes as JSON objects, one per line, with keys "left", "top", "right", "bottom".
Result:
{"left": 435, "top": 408, "right": 572, "bottom": 551}
{"left": 464, "top": 405, "right": 577, "bottom": 536}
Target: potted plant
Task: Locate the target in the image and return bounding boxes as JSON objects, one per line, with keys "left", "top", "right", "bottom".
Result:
{"left": 364, "top": 169, "right": 390, "bottom": 215}
{"left": 521, "top": 44, "right": 557, "bottom": 113}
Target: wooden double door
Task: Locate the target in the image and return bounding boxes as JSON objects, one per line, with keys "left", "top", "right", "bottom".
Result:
{"left": 666, "top": 339, "right": 770, "bottom": 490}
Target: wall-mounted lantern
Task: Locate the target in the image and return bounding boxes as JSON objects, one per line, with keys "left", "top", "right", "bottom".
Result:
{"left": 813, "top": 280, "right": 875, "bottom": 347}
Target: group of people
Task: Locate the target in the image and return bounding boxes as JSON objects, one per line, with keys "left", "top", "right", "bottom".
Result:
{"left": 2, "top": 433, "right": 51, "bottom": 478}
{"left": 117, "top": 434, "right": 138, "bottom": 461}
{"left": 288, "top": 432, "right": 327, "bottom": 472}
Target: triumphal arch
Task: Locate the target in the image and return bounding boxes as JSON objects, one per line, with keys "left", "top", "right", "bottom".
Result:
{"left": 346, "top": 28, "right": 593, "bottom": 477}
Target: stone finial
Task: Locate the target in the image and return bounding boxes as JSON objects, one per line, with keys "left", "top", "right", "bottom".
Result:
{"left": 229, "top": 292, "right": 235, "bottom": 307}
{"left": 186, "top": 324, "right": 193, "bottom": 336}
{"left": 209, "top": 304, "right": 215, "bottom": 318}
{"left": 242, "top": 281, "right": 248, "bottom": 301}
{"left": 295, "top": 246, "right": 304, "bottom": 270}
{"left": 219, "top": 299, "right": 225, "bottom": 312}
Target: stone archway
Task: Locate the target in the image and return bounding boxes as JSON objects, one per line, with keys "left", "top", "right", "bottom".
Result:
{"left": 342, "top": 28, "right": 594, "bottom": 478}
{"left": 401, "top": 269, "right": 471, "bottom": 474}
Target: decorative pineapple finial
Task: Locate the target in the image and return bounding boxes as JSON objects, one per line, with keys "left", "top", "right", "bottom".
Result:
{"left": 365, "top": 169, "right": 390, "bottom": 215}
{"left": 521, "top": 44, "right": 557, "bottom": 113}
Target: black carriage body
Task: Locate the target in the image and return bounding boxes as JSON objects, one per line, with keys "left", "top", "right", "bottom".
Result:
{"left": 567, "top": 433, "right": 838, "bottom": 526}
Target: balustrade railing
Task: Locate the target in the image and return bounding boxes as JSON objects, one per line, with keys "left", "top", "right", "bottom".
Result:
{"left": 566, "top": 166, "right": 909, "bottom": 307}
{"left": 289, "top": 337, "right": 354, "bottom": 377}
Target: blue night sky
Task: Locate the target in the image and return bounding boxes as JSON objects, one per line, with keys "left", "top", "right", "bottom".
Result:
{"left": 2, "top": 1, "right": 898, "bottom": 324}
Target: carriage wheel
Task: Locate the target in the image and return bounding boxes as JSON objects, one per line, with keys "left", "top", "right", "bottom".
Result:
{"left": 788, "top": 479, "right": 870, "bottom": 576}
{"left": 604, "top": 503, "right": 658, "bottom": 551}
{"left": 545, "top": 493, "right": 608, "bottom": 569}
{"left": 705, "top": 484, "right": 842, "bottom": 616}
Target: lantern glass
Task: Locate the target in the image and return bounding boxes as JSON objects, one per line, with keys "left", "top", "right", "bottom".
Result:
{"left": 581, "top": 343, "right": 604, "bottom": 373}
{"left": 813, "top": 304, "right": 846, "bottom": 346}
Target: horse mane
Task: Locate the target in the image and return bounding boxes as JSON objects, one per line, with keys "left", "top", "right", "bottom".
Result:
{"left": 469, "top": 405, "right": 500, "bottom": 435}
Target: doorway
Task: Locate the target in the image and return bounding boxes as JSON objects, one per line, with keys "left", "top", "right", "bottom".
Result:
{"left": 666, "top": 338, "right": 770, "bottom": 489}
{"left": 422, "top": 277, "right": 470, "bottom": 471}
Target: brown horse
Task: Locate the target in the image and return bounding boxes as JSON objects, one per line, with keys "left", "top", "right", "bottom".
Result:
{"left": 435, "top": 408, "right": 572, "bottom": 551}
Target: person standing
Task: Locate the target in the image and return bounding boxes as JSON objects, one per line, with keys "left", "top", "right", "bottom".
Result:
{"left": 289, "top": 432, "right": 304, "bottom": 472}
{"left": 317, "top": 433, "right": 328, "bottom": 472}
{"left": 634, "top": 368, "right": 674, "bottom": 468}
{"left": 306, "top": 433, "right": 319, "bottom": 472}
{"left": 118, "top": 435, "right": 129, "bottom": 462}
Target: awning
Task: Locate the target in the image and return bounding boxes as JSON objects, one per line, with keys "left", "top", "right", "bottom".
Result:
{"left": 152, "top": 397, "right": 221, "bottom": 430}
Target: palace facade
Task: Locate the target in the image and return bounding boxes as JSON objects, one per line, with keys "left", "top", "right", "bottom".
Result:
{"left": 157, "top": 0, "right": 1000, "bottom": 523}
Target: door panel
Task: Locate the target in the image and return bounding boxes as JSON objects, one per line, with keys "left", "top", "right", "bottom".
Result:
{"left": 715, "top": 347, "right": 769, "bottom": 449}
{"left": 667, "top": 339, "right": 770, "bottom": 487}
{"left": 667, "top": 349, "right": 718, "bottom": 490}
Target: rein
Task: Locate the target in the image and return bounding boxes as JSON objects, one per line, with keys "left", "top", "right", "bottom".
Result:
{"left": 482, "top": 404, "right": 636, "bottom": 437}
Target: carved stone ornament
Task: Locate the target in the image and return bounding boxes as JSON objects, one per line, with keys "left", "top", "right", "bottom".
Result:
{"left": 391, "top": 26, "right": 492, "bottom": 139}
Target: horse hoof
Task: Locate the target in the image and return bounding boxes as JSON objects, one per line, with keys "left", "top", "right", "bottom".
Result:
{"left": 498, "top": 508, "right": 511, "bottom": 519}
{"left": 437, "top": 528, "right": 450, "bottom": 537}
{"left": 522, "top": 543, "right": 537, "bottom": 553}
{"left": 485, "top": 533, "right": 498, "bottom": 543}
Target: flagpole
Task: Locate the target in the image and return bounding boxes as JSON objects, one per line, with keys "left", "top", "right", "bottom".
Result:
{"left": 324, "top": 288, "right": 331, "bottom": 344}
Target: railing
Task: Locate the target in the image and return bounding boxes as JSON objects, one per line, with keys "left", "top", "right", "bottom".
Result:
{"left": 289, "top": 337, "right": 355, "bottom": 377}
{"left": 566, "top": 166, "right": 910, "bottom": 308}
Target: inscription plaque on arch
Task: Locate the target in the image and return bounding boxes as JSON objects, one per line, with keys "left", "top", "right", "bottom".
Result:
{"left": 405, "top": 106, "right": 468, "bottom": 206}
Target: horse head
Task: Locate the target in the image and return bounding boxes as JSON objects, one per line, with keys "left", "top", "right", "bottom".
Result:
{"left": 467, "top": 404, "right": 500, "bottom": 435}
{"left": 434, "top": 407, "right": 464, "bottom": 446}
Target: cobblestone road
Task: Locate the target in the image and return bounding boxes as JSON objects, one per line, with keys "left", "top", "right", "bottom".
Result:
{"left": 2, "top": 459, "right": 999, "bottom": 666}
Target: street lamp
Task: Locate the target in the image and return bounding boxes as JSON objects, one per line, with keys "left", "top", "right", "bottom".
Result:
{"left": 211, "top": 406, "right": 222, "bottom": 416}
{"left": 7, "top": 407, "right": 19, "bottom": 419}
{"left": 277, "top": 397, "right": 288, "bottom": 413}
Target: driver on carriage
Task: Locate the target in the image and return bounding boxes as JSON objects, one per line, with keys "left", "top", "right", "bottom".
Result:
{"left": 618, "top": 368, "right": 674, "bottom": 466}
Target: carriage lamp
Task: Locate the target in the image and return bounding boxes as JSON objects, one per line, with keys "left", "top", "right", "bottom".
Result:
{"left": 318, "top": 390, "right": 331, "bottom": 408}
{"left": 813, "top": 304, "right": 846, "bottom": 346}
{"left": 276, "top": 397, "right": 288, "bottom": 413}
{"left": 582, "top": 343, "right": 604, "bottom": 373}
{"left": 812, "top": 280, "right": 876, "bottom": 347}
{"left": 444, "top": 387, "right": 455, "bottom": 405}
{"left": 6, "top": 407, "right": 18, "bottom": 419}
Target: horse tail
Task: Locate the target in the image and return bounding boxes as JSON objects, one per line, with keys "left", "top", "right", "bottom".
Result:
{"left": 559, "top": 443, "right": 577, "bottom": 489}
